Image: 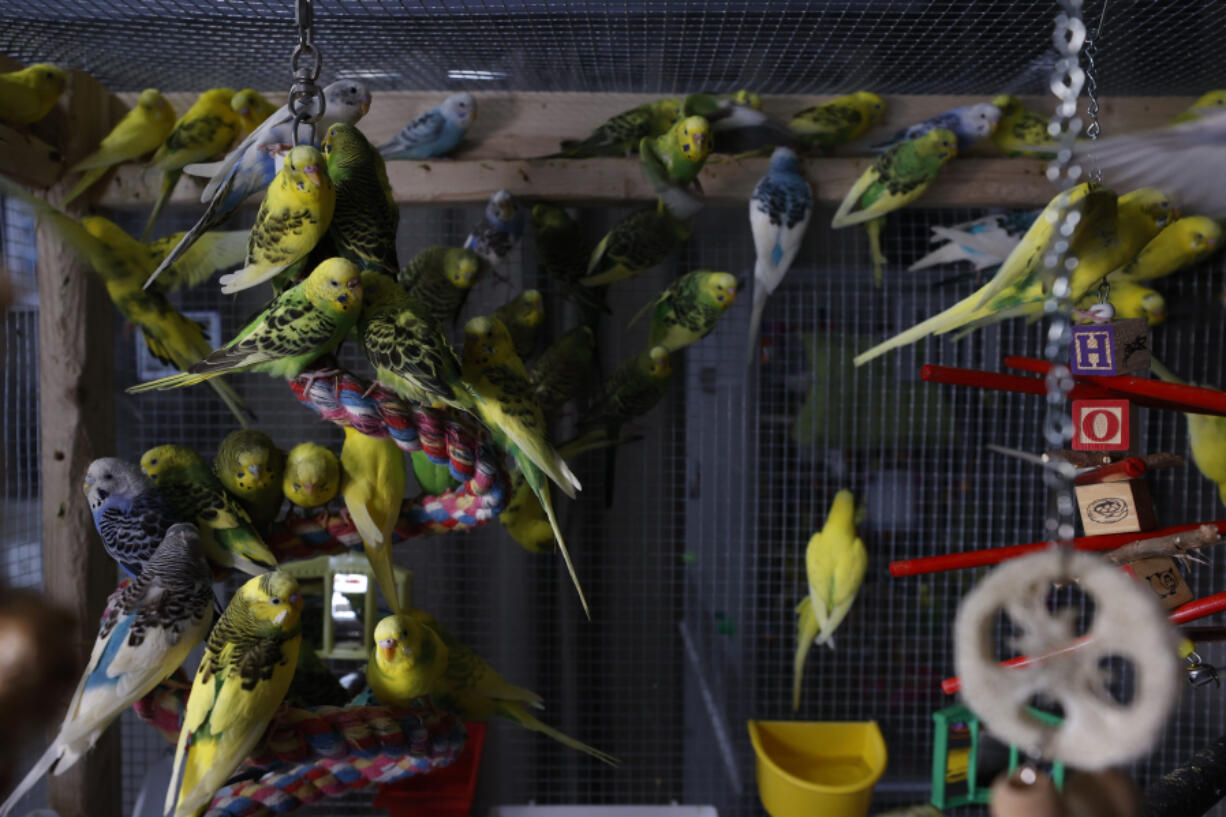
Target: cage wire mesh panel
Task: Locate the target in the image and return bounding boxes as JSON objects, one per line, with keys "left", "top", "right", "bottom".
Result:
{"left": 1, "top": 0, "right": 1225, "bottom": 96}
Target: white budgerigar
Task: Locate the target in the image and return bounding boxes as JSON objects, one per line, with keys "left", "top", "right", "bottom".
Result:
{"left": 747, "top": 147, "right": 812, "bottom": 365}
{"left": 908, "top": 209, "right": 1040, "bottom": 272}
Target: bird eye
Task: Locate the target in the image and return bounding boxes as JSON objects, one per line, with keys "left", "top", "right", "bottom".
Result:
{"left": 236, "top": 472, "right": 244, "bottom": 478}
{"left": 293, "top": 483, "right": 302, "bottom": 490}
{"left": 400, "top": 631, "right": 407, "bottom": 639}
{"left": 1195, "top": 233, "right": 1204, "bottom": 241}
{"left": 330, "top": 279, "right": 338, "bottom": 286}
{"left": 103, "top": 472, "right": 112, "bottom": 479}
{"left": 149, "top": 458, "right": 158, "bottom": 465}
{"left": 271, "top": 597, "right": 282, "bottom": 605}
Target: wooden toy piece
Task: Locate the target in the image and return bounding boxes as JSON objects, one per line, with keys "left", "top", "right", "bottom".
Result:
{"left": 1074, "top": 478, "right": 1156, "bottom": 536}
{"left": 1121, "top": 557, "right": 1195, "bottom": 609}
{"left": 1070, "top": 318, "right": 1150, "bottom": 375}
{"left": 1071, "top": 399, "right": 1131, "bottom": 451}
{"left": 990, "top": 766, "right": 1065, "bottom": 817}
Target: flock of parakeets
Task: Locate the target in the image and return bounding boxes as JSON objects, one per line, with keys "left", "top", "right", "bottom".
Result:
{"left": 7, "top": 57, "right": 1226, "bottom": 813}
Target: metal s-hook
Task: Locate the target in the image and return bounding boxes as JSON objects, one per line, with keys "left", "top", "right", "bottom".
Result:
{"left": 288, "top": 0, "right": 326, "bottom": 146}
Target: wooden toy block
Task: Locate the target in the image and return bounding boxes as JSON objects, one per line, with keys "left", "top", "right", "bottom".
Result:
{"left": 1122, "top": 556, "right": 1195, "bottom": 609}
{"left": 1072, "top": 399, "right": 1131, "bottom": 451}
{"left": 1070, "top": 319, "right": 1150, "bottom": 375}
{"left": 1074, "top": 478, "right": 1157, "bottom": 536}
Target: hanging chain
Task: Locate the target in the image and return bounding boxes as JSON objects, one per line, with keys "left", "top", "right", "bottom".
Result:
{"left": 1041, "top": 0, "right": 1088, "bottom": 573}
{"left": 1083, "top": 1, "right": 1107, "bottom": 180}
{"left": 288, "top": 0, "right": 325, "bottom": 146}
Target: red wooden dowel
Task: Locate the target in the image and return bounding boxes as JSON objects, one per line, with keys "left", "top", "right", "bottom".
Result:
{"left": 1004, "top": 356, "right": 1226, "bottom": 418}
{"left": 1074, "top": 457, "right": 1147, "bottom": 485}
{"left": 920, "top": 364, "right": 1116, "bottom": 400}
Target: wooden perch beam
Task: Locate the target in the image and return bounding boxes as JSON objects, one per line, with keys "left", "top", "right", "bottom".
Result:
{"left": 92, "top": 91, "right": 1199, "bottom": 208}
{"left": 1105, "top": 524, "right": 1222, "bottom": 565}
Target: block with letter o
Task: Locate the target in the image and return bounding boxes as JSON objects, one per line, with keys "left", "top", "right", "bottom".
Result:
{"left": 1072, "top": 399, "right": 1130, "bottom": 451}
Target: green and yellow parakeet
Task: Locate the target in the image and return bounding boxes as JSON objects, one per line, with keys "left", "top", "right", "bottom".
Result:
{"left": 322, "top": 122, "right": 400, "bottom": 278}
{"left": 142, "top": 228, "right": 249, "bottom": 293}
{"left": 1173, "top": 89, "right": 1226, "bottom": 124}
{"left": 0, "top": 62, "right": 67, "bottom": 127}
{"left": 368, "top": 612, "right": 617, "bottom": 765}
{"left": 217, "top": 145, "right": 336, "bottom": 294}
{"left": 64, "top": 88, "right": 177, "bottom": 205}
{"left": 551, "top": 97, "right": 682, "bottom": 158}
{"left": 633, "top": 270, "right": 739, "bottom": 353}
{"left": 1074, "top": 280, "right": 1166, "bottom": 326}
{"left": 129, "top": 257, "right": 363, "bottom": 392}
{"left": 341, "top": 426, "right": 407, "bottom": 614}
{"left": 793, "top": 489, "right": 866, "bottom": 710}
{"left": 165, "top": 571, "right": 303, "bottom": 817}
{"left": 788, "top": 91, "right": 886, "bottom": 152}
{"left": 1109, "top": 214, "right": 1222, "bottom": 283}
{"left": 230, "top": 88, "right": 278, "bottom": 139}
{"left": 582, "top": 205, "right": 692, "bottom": 287}
{"left": 141, "top": 444, "right": 278, "bottom": 577}
{"left": 531, "top": 325, "right": 597, "bottom": 415}
{"left": 1151, "top": 360, "right": 1226, "bottom": 507}
{"left": 500, "top": 435, "right": 614, "bottom": 554}
{"left": 282, "top": 441, "right": 341, "bottom": 511}
{"left": 529, "top": 203, "right": 607, "bottom": 315}
{"left": 639, "top": 114, "right": 712, "bottom": 191}
{"left": 493, "top": 289, "right": 545, "bottom": 360}
{"left": 398, "top": 246, "right": 487, "bottom": 325}
{"left": 989, "top": 94, "right": 1058, "bottom": 158}
{"left": 831, "top": 128, "right": 958, "bottom": 285}
{"left": 461, "top": 316, "right": 588, "bottom": 616}
{"left": 214, "top": 429, "right": 286, "bottom": 532}
{"left": 142, "top": 87, "right": 242, "bottom": 241}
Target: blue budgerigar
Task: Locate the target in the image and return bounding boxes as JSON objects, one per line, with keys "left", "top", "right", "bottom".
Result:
{"left": 378, "top": 93, "right": 476, "bottom": 161}
{"left": 84, "top": 457, "right": 182, "bottom": 579}
{"left": 908, "top": 209, "right": 1039, "bottom": 273}
{"left": 747, "top": 147, "right": 813, "bottom": 364}
{"left": 464, "top": 189, "right": 524, "bottom": 271}
{"left": 143, "top": 80, "right": 372, "bottom": 290}
{"left": 871, "top": 101, "right": 1001, "bottom": 152}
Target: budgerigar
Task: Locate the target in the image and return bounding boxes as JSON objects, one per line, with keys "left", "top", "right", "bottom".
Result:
{"left": 165, "top": 572, "right": 303, "bottom": 817}
{"left": 493, "top": 289, "right": 545, "bottom": 360}
{"left": 323, "top": 122, "right": 400, "bottom": 277}
{"left": 639, "top": 114, "right": 712, "bottom": 192}
{"left": 789, "top": 92, "right": 886, "bottom": 152}
{"left": 531, "top": 325, "right": 597, "bottom": 415}
{"left": 682, "top": 92, "right": 793, "bottom": 155}
{"left": 215, "top": 145, "right": 335, "bottom": 294}
{"left": 832, "top": 128, "right": 959, "bottom": 285}
{"left": 141, "top": 445, "right": 278, "bottom": 576}
{"left": 0, "top": 523, "right": 214, "bottom": 817}
{"left": 142, "top": 228, "right": 249, "bottom": 293}
{"left": 142, "top": 87, "right": 242, "bottom": 240}
{"left": 146, "top": 81, "right": 370, "bottom": 288}
{"left": 368, "top": 612, "right": 617, "bottom": 765}
{"left": 398, "top": 246, "right": 487, "bottom": 325}
{"left": 230, "top": 88, "right": 278, "bottom": 139}
{"left": 461, "top": 316, "right": 588, "bottom": 616}
{"left": 379, "top": 93, "right": 476, "bottom": 160}
{"left": 530, "top": 204, "right": 605, "bottom": 314}
{"left": 0, "top": 178, "right": 250, "bottom": 425}
{"left": 129, "top": 257, "right": 362, "bottom": 392}
{"left": 582, "top": 205, "right": 692, "bottom": 287}
{"left": 83, "top": 457, "right": 180, "bottom": 579}
{"left": 63, "top": 88, "right": 176, "bottom": 205}
{"left": 215, "top": 429, "right": 286, "bottom": 532}
{"left": 634, "top": 270, "right": 739, "bottom": 353}
{"left": 990, "top": 94, "right": 1057, "bottom": 158}
{"left": 747, "top": 147, "right": 813, "bottom": 364}
{"left": 341, "top": 427, "right": 407, "bottom": 613}
{"left": 356, "top": 272, "right": 472, "bottom": 412}
{"left": 282, "top": 442, "right": 341, "bottom": 511}
{"left": 1108, "top": 214, "right": 1222, "bottom": 283}
{"left": 793, "top": 489, "right": 866, "bottom": 710}
{"left": 908, "top": 209, "right": 1039, "bottom": 273}
{"left": 464, "top": 189, "right": 524, "bottom": 271}
{"left": 1174, "top": 90, "right": 1226, "bottom": 124}
{"left": 1151, "top": 360, "right": 1226, "bottom": 507}
{"left": 0, "top": 62, "right": 67, "bottom": 126}
{"left": 500, "top": 438, "right": 605, "bottom": 554}
{"left": 871, "top": 102, "right": 1000, "bottom": 152}
{"left": 1075, "top": 280, "right": 1167, "bottom": 326}
{"left": 550, "top": 97, "right": 681, "bottom": 158}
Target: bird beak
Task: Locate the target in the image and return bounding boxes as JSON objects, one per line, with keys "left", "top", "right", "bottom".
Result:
{"left": 303, "top": 164, "right": 322, "bottom": 186}
{"left": 248, "top": 465, "right": 263, "bottom": 478}
{"left": 361, "top": 95, "right": 372, "bottom": 116}
{"left": 302, "top": 482, "right": 316, "bottom": 494}
{"left": 377, "top": 638, "right": 397, "bottom": 663}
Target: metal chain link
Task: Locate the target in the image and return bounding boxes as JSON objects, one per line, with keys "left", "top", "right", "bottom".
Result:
{"left": 1041, "top": 0, "right": 1088, "bottom": 575}
{"left": 1083, "top": 1, "right": 1108, "bottom": 181}
{"left": 288, "top": 0, "right": 325, "bottom": 146}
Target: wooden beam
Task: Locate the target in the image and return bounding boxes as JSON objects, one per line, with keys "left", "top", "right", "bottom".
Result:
{"left": 96, "top": 91, "right": 1196, "bottom": 208}
{"left": 36, "top": 67, "right": 120, "bottom": 817}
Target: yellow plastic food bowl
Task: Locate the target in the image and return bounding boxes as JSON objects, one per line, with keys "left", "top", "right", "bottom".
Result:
{"left": 747, "top": 720, "right": 888, "bottom": 817}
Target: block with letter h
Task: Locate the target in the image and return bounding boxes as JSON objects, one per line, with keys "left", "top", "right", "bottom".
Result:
{"left": 1070, "top": 318, "right": 1150, "bottom": 375}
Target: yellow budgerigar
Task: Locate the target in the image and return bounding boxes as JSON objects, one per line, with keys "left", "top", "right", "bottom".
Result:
{"left": 1151, "top": 360, "right": 1226, "bottom": 507}
{"left": 142, "top": 228, "right": 250, "bottom": 293}
{"left": 1109, "top": 214, "right": 1222, "bottom": 284}
{"left": 283, "top": 441, "right": 341, "bottom": 511}
{"left": 142, "top": 87, "right": 242, "bottom": 240}
{"left": 1076, "top": 280, "right": 1167, "bottom": 326}
{"left": 0, "top": 62, "right": 67, "bottom": 126}
{"left": 217, "top": 145, "right": 335, "bottom": 294}
{"left": 64, "top": 88, "right": 177, "bottom": 205}
{"left": 340, "top": 427, "right": 407, "bottom": 614}
{"left": 793, "top": 490, "right": 866, "bottom": 710}
{"left": 1173, "top": 89, "right": 1226, "bottom": 124}
{"left": 231, "top": 88, "right": 278, "bottom": 138}
{"left": 165, "top": 571, "right": 303, "bottom": 817}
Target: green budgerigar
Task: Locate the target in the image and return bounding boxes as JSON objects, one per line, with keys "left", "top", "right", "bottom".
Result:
{"left": 493, "top": 289, "right": 545, "bottom": 360}
{"left": 640, "top": 114, "right": 712, "bottom": 191}
{"left": 550, "top": 97, "right": 682, "bottom": 158}
{"left": 793, "top": 489, "right": 866, "bottom": 710}
{"left": 990, "top": 94, "right": 1058, "bottom": 158}
{"left": 529, "top": 203, "right": 607, "bottom": 314}
{"left": 461, "top": 316, "right": 588, "bottom": 616}
{"left": 398, "top": 245, "right": 487, "bottom": 325}
{"left": 141, "top": 444, "right": 278, "bottom": 577}
{"left": 322, "top": 122, "right": 400, "bottom": 277}
{"left": 582, "top": 205, "right": 692, "bottom": 287}
{"left": 128, "top": 257, "right": 363, "bottom": 393}
{"left": 789, "top": 92, "right": 886, "bottom": 152}
{"left": 633, "top": 270, "right": 739, "bottom": 353}
{"left": 214, "top": 429, "right": 286, "bottom": 532}
{"left": 531, "top": 325, "right": 597, "bottom": 415}
{"left": 831, "top": 127, "right": 958, "bottom": 285}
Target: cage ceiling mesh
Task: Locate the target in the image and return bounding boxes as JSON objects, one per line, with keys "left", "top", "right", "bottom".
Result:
{"left": 1, "top": 0, "right": 1225, "bottom": 96}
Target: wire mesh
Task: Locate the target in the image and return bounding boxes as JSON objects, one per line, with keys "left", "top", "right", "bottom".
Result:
{"left": 1, "top": 0, "right": 1225, "bottom": 96}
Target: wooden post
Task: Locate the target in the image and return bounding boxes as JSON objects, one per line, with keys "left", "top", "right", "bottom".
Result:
{"left": 35, "top": 68, "right": 121, "bottom": 817}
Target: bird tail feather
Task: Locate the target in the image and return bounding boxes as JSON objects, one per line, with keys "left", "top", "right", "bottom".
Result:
{"left": 496, "top": 702, "right": 619, "bottom": 766}
{"left": 527, "top": 468, "right": 590, "bottom": 620}
{"left": 0, "top": 741, "right": 63, "bottom": 817}
{"left": 792, "top": 596, "right": 820, "bottom": 711}
{"left": 141, "top": 169, "right": 180, "bottom": 241}
{"left": 746, "top": 276, "right": 769, "bottom": 367}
